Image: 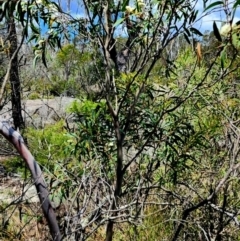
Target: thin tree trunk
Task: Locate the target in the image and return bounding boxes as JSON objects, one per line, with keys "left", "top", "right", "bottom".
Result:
{"left": 105, "top": 127, "right": 124, "bottom": 241}
{"left": 8, "top": 16, "right": 24, "bottom": 130}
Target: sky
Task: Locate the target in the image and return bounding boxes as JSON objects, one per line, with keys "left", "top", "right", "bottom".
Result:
{"left": 54, "top": 0, "right": 240, "bottom": 35}
{"left": 194, "top": 0, "right": 240, "bottom": 32}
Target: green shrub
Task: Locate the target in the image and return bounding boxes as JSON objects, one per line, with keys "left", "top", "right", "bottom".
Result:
{"left": 5, "top": 121, "right": 73, "bottom": 174}
{"left": 28, "top": 92, "right": 41, "bottom": 100}
{"left": 26, "top": 121, "right": 69, "bottom": 170}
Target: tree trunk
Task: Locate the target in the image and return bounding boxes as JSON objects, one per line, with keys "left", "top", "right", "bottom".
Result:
{"left": 105, "top": 129, "right": 124, "bottom": 241}
{"left": 8, "top": 16, "right": 25, "bottom": 130}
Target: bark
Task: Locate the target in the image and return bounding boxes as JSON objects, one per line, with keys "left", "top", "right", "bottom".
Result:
{"left": 105, "top": 122, "right": 124, "bottom": 241}
{"left": 8, "top": 15, "right": 25, "bottom": 130}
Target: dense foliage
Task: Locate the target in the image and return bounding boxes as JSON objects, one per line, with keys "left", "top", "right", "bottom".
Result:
{"left": 1, "top": 0, "right": 240, "bottom": 241}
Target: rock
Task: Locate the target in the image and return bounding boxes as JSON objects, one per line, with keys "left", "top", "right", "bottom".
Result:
{"left": 0, "top": 97, "right": 76, "bottom": 128}
{"left": 23, "top": 184, "right": 39, "bottom": 203}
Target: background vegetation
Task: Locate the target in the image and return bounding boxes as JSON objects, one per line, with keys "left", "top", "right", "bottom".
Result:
{"left": 0, "top": 0, "right": 240, "bottom": 240}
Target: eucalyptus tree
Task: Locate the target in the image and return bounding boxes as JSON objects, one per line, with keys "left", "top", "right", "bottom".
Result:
{"left": 63, "top": 1, "right": 204, "bottom": 240}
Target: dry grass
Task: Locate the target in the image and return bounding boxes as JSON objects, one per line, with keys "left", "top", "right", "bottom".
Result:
{"left": 0, "top": 202, "right": 51, "bottom": 241}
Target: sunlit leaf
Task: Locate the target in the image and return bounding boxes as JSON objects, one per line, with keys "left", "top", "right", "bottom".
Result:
{"left": 113, "top": 17, "right": 125, "bottom": 27}
{"left": 1, "top": 1, "right": 9, "bottom": 19}
{"left": 232, "top": 33, "right": 240, "bottom": 49}
{"left": 1, "top": 1, "right": 8, "bottom": 13}
{"left": 33, "top": 54, "right": 40, "bottom": 68}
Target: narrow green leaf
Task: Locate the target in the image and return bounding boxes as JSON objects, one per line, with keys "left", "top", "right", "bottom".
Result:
{"left": 1, "top": 1, "right": 8, "bottom": 12}
{"left": 231, "top": 7, "right": 237, "bottom": 22}
{"left": 204, "top": 1, "right": 223, "bottom": 12}
{"left": 18, "top": 2, "right": 26, "bottom": 25}
{"left": 1, "top": 1, "right": 9, "bottom": 19}
{"left": 213, "top": 21, "right": 222, "bottom": 42}
{"left": 33, "top": 54, "right": 40, "bottom": 68}
{"left": 42, "top": 47, "right": 47, "bottom": 67}
{"left": 10, "top": 1, "right": 16, "bottom": 13}
{"left": 189, "top": 11, "right": 196, "bottom": 24}
{"left": 122, "top": 0, "right": 130, "bottom": 11}
{"left": 27, "top": 34, "right": 37, "bottom": 43}
{"left": 220, "top": 48, "right": 226, "bottom": 69}
{"left": 51, "top": 1, "right": 61, "bottom": 11}
{"left": 184, "top": 27, "right": 191, "bottom": 36}
{"left": 33, "top": 12, "right": 39, "bottom": 24}
{"left": 233, "top": 0, "right": 240, "bottom": 9}
{"left": 113, "top": 17, "right": 125, "bottom": 27}
{"left": 30, "top": 23, "right": 40, "bottom": 34}
{"left": 183, "top": 33, "right": 191, "bottom": 44}
{"left": 15, "top": 1, "right": 21, "bottom": 18}
{"left": 192, "top": 10, "right": 198, "bottom": 23}
{"left": 190, "top": 27, "right": 203, "bottom": 36}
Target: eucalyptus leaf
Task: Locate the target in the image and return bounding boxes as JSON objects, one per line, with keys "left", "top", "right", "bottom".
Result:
{"left": 190, "top": 27, "right": 203, "bottom": 36}
{"left": 113, "top": 17, "right": 125, "bottom": 27}
{"left": 213, "top": 21, "right": 222, "bottom": 42}
{"left": 220, "top": 51, "right": 225, "bottom": 69}
{"left": 33, "top": 54, "right": 40, "bottom": 68}
{"left": 204, "top": 1, "right": 223, "bottom": 12}
{"left": 183, "top": 33, "right": 191, "bottom": 44}
{"left": 233, "top": 0, "right": 240, "bottom": 9}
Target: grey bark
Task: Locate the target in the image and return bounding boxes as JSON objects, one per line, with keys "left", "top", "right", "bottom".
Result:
{"left": 8, "top": 16, "right": 24, "bottom": 130}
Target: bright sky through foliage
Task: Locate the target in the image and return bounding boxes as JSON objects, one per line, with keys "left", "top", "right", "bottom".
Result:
{"left": 194, "top": 0, "right": 240, "bottom": 32}
{"left": 56, "top": 0, "right": 240, "bottom": 36}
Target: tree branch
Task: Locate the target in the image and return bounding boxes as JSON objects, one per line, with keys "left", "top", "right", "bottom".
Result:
{"left": 0, "top": 122, "right": 61, "bottom": 241}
